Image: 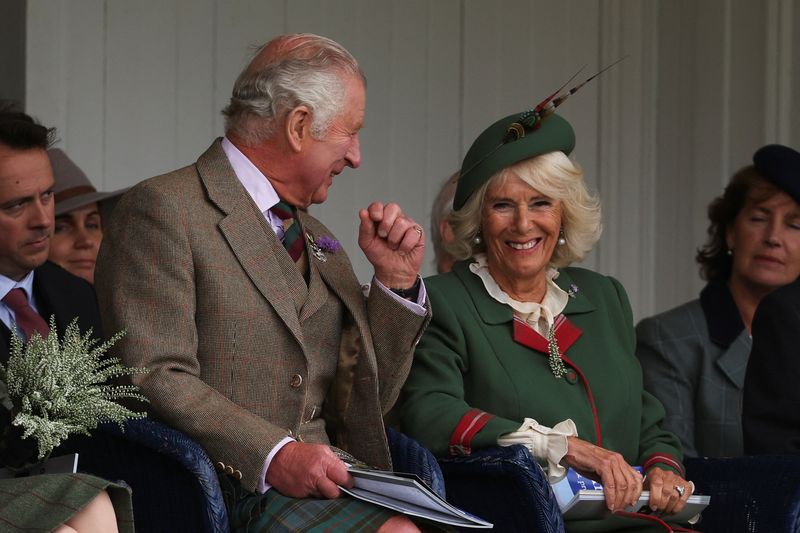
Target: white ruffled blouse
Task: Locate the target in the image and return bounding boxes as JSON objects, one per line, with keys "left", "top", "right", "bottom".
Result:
{"left": 469, "top": 254, "right": 577, "bottom": 481}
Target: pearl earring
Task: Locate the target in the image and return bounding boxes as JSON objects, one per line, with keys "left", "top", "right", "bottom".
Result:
{"left": 473, "top": 234, "right": 482, "bottom": 245}
{"left": 558, "top": 228, "right": 566, "bottom": 246}
{"left": 727, "top": 249, "right": 733, "bottom": 256}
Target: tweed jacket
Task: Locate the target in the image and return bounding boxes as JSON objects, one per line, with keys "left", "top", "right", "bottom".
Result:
{"left": 636, "top": 281, "right": 750, "bottom": 458}
{"left": 743, "top": 279, "right": 800, "bottom": 455}
{"left": 1, "top": 261, "right": 102, "bottom": 364}
{"left": 397, "top": 261, "right": 682, "bottom": 470}
{"left": 95, "top": 139, "right": 430, "bottom": 492}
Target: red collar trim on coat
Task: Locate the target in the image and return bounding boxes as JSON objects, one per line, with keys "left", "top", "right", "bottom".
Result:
{"left": 512, "top": 315, "right": 605, "bottom": 446}
{"left": 512, "top": 315, "right": 582, "bottom": 353}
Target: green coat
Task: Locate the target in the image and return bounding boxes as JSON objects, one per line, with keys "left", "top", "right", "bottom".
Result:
{"left": 397, "top": 261, "right": 683, "bottom": 532}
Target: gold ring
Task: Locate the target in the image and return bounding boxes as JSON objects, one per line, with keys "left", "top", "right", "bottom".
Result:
{"left": 413, "top": 226, "right": 423, "bottom": 236}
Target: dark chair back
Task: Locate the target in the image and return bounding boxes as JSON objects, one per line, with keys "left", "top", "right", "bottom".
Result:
{"left": 686, "top": 455, "right": 800, "bottom": 533}
{"left": 60, "top": 418, "right": 229, "bottom": 533}
{"left": 438, "top": 444, "right": 565, "bottom": 533}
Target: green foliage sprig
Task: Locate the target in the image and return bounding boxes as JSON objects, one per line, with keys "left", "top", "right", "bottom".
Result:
{"left": 0, "top": 317, "right": 148, "bottom": 462}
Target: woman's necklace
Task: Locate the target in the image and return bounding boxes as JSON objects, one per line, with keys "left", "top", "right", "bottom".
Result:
{"left": 547, "top": 324, "right": 568, "bottom": 378}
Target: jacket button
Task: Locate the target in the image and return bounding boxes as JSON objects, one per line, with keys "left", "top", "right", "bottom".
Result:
{"left": 225, "top": 465, "right": 234, "bottom": 475}
{"left": 215, "top": 462, "right": 225, "bottom": 472}
{"left": 234, "top": 469, "right": 242, "bottom": 480}
{"left": 290, "top": 374, "right": 303, "bottom": 388}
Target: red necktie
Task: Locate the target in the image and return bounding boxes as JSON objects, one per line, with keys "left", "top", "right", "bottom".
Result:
{"left": 2, "top": 288, "right": 50, "bottom": 340}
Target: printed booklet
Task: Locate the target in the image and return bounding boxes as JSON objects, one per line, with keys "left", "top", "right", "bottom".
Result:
{"left": 551, "top": 468, "right": 710, "bottom": 523}
{"left": 339, "top": 467, "right": 493, "bottom": 528}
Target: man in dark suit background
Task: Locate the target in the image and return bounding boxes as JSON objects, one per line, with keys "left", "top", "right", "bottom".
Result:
{"left": 743, "top": 278, "right": 800, "bottom": 455}
{"left": 742, "top": 144, "right": 800, "bottom": 455}
{"left": 0, "top": 105, "right": 102, "bottom": 362}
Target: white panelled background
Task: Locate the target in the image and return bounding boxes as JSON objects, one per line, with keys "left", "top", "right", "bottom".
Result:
{"left": 17, "top": 0, "right": 800, "bottom": 320}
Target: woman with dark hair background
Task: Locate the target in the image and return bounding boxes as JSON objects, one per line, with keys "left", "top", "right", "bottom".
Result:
{"left": 636, "top": 144, "right": 800, "bottom": 458}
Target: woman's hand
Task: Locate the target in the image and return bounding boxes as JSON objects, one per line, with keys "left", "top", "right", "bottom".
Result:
{"left": 645, "top": 467, "right": 692, "bottom": 515}
{"left": 562, "top": 436, "right": 643, "bottom": 512}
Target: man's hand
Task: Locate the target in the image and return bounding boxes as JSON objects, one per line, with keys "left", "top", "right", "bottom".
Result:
{"left": 644, "top": 467, "right": 692, "bottom": 515}
{"left": 358, "top": 202, "right": 424, "bottom": 289}
{"left": 265, "top": 442, "right": 352, "bottom": 499}
{"left": 562, "top": 437, "right": 643, "bottom": 512}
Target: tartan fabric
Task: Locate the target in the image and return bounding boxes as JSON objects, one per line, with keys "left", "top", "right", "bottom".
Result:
{"left": 0, "top": 473, "right": 134, "bottom": 532}
{"left": 270, "top": 201, "right": 305, "bottom": 262}
{"left": 221, "top": 474, "right": 396, "bottom": 533}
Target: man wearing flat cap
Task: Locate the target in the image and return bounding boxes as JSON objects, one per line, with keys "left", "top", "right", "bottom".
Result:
{"left": 97, "top": 34, "right": 430, "bottom": 530}
{"left": 742, "top": 144, "right": 800, "bottom": 455}
{"left": 0, "top": 106, "right": 102, "bottom": 363}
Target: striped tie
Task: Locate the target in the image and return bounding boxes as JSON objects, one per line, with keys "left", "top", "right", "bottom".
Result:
{"left": 270, "top": 201, "right": 305, "bottom": 263}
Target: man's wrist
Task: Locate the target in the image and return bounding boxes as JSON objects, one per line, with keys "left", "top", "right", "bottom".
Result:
{"left": 389, "top": 277, "right": 421, "bottom": 300}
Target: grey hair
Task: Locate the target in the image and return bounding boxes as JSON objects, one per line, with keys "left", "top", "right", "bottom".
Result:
{"left": 430, "top": 171, "right": 460, "bottom": 263}
{"left": 222, "top": 33, "right": 366, "bottom": 145}
{"left": 446, "top": 151, "right": 602, "bottom": 268}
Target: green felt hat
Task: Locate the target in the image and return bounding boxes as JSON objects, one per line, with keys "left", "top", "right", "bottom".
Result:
{"left": 454, "top": 112, "right": 575, "bottom": 211}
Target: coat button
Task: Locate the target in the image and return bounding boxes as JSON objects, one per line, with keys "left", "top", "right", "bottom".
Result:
{"left": 215, "top": 461, "right": 225, "bottom": 472}
{"left": 234, "top": 470, "right": 242, "bottom": 480}
{"left": 225, "top": 465, "right": 234, "bottom": 475}
{"left": 290, "top": 374, "right": 303, "bottom": 388}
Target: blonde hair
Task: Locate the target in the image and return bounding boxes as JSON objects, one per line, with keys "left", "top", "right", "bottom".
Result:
{"left": 446, "top": 151, "right": 602, "bottom": 268}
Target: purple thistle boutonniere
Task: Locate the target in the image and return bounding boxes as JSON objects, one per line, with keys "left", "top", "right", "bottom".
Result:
{"left": 306, "top": 232, "right": 340, "bottom": 262}
{"left": 315, "top": 235, "right": 341, "bottom": 254}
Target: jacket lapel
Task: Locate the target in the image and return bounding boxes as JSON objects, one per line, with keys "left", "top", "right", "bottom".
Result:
{"left": 699, "top": 280, "right": 750, "bottom": 388}
{"left": 32, "top": 265, "right": 69, "bottom": 334}
{"left": 299, "top": 212, "right": 370, "bottom": 337}
{"left": 0, "top": 323, "right": 10, "bottom": 364}
{"left": 452, "top": 262, "right": 594, "bottom": 356}
{"left": 715, "top": 329, "right": 752, "bottom": 389}
{"left": 198, "top": 140, "right": 305, "bottom": 347}
{"left": 452, "top": 262, "right": 597, "bottom": 323}
{"left": 512, "top": 315, "right": 583, "bottom": 354}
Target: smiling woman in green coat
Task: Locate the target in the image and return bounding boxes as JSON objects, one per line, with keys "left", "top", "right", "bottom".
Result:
{"left": 396, "top": 109, "right": 693, "bottom": 532}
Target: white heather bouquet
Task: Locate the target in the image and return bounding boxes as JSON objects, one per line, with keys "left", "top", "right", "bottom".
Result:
{"left": 0, "top": 317, "right": 148, "bottom": 467}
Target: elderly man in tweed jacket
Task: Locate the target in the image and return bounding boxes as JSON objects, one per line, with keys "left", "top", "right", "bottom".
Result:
{"left": 96, "top": 34, "right": 430, "bottom": 531}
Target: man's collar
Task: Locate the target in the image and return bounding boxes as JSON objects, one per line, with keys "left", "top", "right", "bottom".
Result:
{"left": 221, "top": 136, "right": 280, "bottom": 213}
{"left": 0, "top": 270, "right": 35, "bottom": 302}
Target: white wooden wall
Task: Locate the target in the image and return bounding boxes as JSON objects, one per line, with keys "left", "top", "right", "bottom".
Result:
{"left": 23, "top": 0, "right": 799, "bottom": 320}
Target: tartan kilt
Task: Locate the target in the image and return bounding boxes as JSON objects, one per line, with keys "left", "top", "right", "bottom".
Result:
{"left": 0, "top": 473, "right": 134, "bottom": 532}
{"left": 222, "top": 469, "right": 393, "bottom": 533}
{"left": 222, "top": 476, "right": 455, "bottom": 533}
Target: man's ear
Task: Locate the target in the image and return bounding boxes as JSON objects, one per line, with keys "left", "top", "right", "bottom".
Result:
{"left": 286, "top": 105, "right": 312, "bottom": 153}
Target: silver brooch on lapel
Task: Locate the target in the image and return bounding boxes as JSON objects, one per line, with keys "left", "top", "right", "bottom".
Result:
{"left": 306, "top": 232, "right": 341, "bottom": 263}
{"left": 567, "top": 284, "right": 580, "bottom": 298}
